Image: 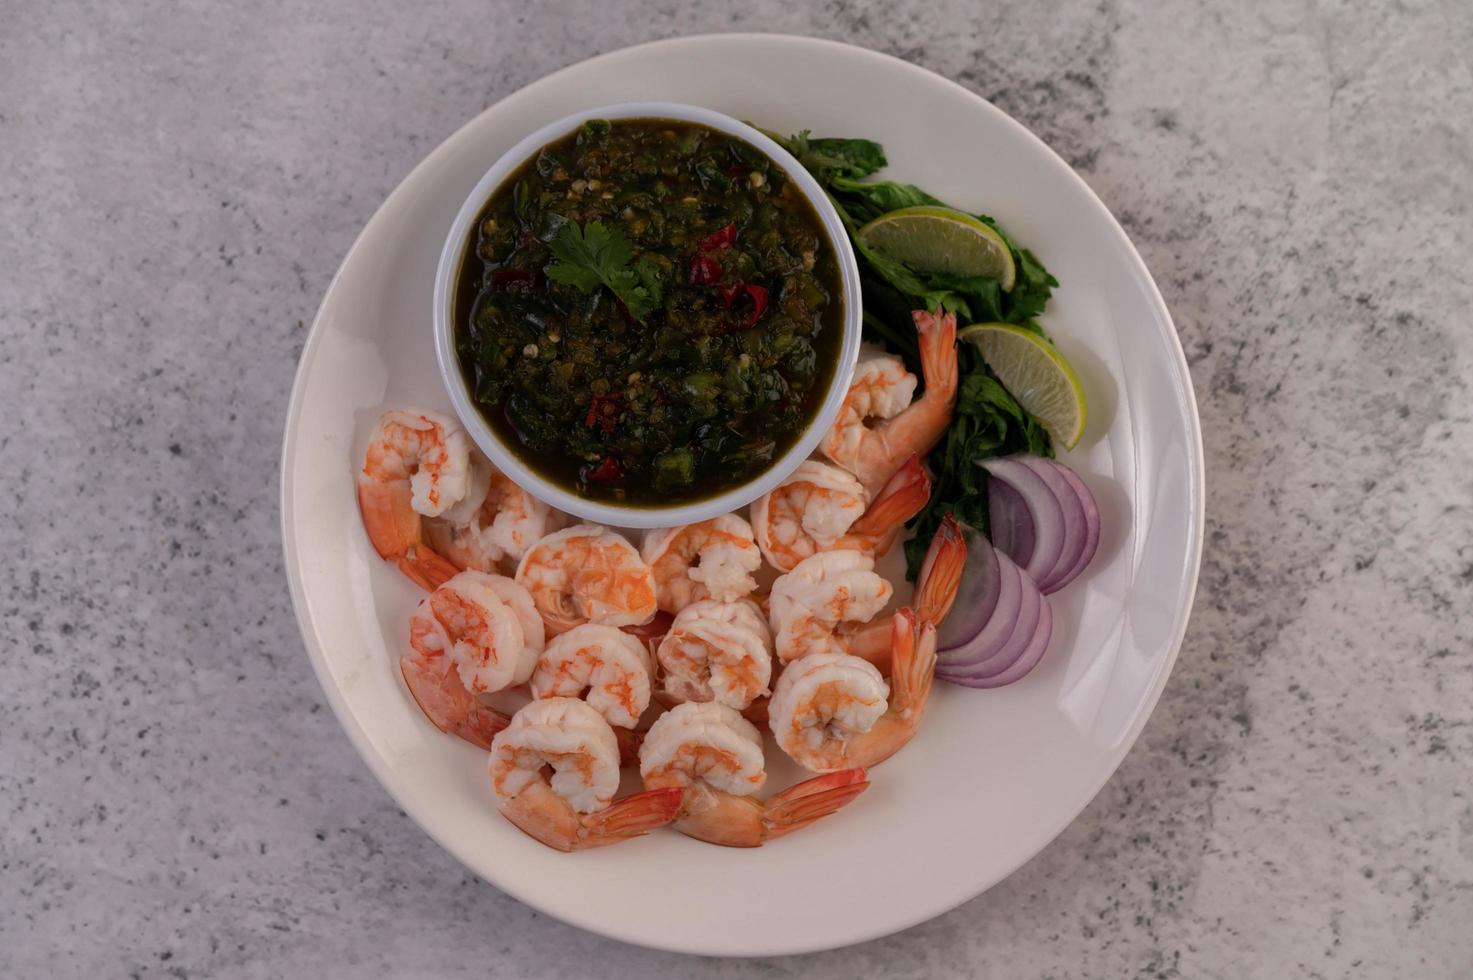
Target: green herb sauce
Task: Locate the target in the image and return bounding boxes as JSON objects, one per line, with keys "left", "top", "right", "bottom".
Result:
{"left": 454, "top": 118, "right": 844, "bottom": 505}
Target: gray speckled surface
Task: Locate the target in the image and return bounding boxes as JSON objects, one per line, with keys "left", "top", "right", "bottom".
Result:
{"left": 3, "top": 1, "right": 1471, "bottom": 976}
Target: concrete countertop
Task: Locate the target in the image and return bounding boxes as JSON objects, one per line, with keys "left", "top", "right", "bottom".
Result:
{"left": 3, "top": 1, "right": 1469, "bottom": 976}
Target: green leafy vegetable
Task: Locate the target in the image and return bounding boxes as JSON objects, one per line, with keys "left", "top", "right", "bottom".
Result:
{"left": 828, "top": 176, "right": 941, "bottom": 216}
{"left": 758, "top": 129, "right": 887, "bottom": 180}
{"left": 546, "top": 220, "right": 663, "bottom": 321}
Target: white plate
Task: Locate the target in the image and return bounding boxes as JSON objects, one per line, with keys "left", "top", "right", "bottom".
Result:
{"left": 281, "top": 34, "right": 1203, "bottom": 957}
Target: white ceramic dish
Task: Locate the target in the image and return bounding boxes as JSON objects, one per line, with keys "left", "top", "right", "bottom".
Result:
{"left": 281, "top": 34, "right": 1204, "bottom": 957}
{"left": 433, "top": 101, "right": 862, "bottom": 529}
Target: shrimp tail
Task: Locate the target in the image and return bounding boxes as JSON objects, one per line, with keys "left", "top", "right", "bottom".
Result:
{"left": 889, "top": 608, "right": 937, "bottom": 717}
{"left": 848, "top": 311, "right": 958, "bottom": 494}
{"left": 838, "top": 520, "right": 962, "bottom": 675}
{"left": 849, "top": 309, "right": 957, "bottom": 495}
{"left": 358, "top": 477, "right": 420, "bottom": 562}
{"left": 399, "top": 656, "right": 510, "bottom": 750}
{"left": 613, "top": 725, "right": 644, "bottom": 768}
{"left": 622, "top": 610, "right": 674, "bottom": 656}
{"left": 761, "top": 768, "right": 870, "bottom": 840}
{"left": 914, "top": 513, "right": 966, "bottom": 627}
{"left": 580, "top": 787, "right": 685, "bottom": 845}
{"left": 848, "top": 454, "right": 931, "bottom": 539}
{"left": 913, "top": 308, "right": 959, "bottom": 407}
{"left": 839, "top": 623, "right": 891, "bottom": 673}
{"left": 396, "top": 546, "right": 461, "bottom": 592}
{"left": 359, "top": 476, "right": 460, "bottom": 591}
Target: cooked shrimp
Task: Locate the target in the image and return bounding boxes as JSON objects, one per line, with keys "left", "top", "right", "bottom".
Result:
{"left": 768, "top": 550, "right": 893, "bottom": 664}
{"left": 822, "top": 354, "right": 917, "bottom": 478}
{"left": 408, "top": 571, "right": 541, "bottom": 694}
{"left": 397, "top": 571, "right": 545, "bottom": 749}
{"left": 489, "top": 698, "right": 683, "bottom": 851}
{"left": 529, "top": 623, "right": 653, "bottom": 728}
{"left": 751, "top": 461, "right": 866, "bottom": 572}
{"left": 769, "top": 607, "right": 937, "bottom": 772}
{"left": 820, "top": 310, "right": 958, "bottom": 494}
{"left": 639, "top": 702, "right": 868, "bottom": 847}
{"left": 427, "top": 468, "right": 565, "bottom": 574}
{"left": 515, "top": 524, "right": 658, "bottom": 633}
{"left": 842, "top": 514, "right": 965, "bottom": 673}
{"left": 752, "top": 456, "right": 930, "bottom": 573}
{"left": 357, "top": 409, "right": 479, "bottom": 590}
{"left": 655, "top": 599, "right": 773, "bottom": 710}
{"left": 641, "top": 515, "right": 762, "bottom": 613}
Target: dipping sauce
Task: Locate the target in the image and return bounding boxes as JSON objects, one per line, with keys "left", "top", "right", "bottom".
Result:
{"left": 454, "top": 118, "right": 844, "bottom": 505}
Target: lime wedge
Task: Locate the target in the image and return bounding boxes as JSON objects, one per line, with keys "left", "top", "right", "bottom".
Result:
{"left": 959, "top": 323, "right": 1087, "bottom": 449}
{"left": 857, "top": 205, "right": 1016, "bottom": 291}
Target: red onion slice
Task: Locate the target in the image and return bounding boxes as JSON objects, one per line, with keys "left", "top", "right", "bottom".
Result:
{"left": 934, "top": 525, "right": 1000, "bottom": 650}
{"left": 938, "top": 551, "right": 1043, "bottom": 675}
{"left": 986, "top": 476, "right": 1034, "bottom": 568}
{"left": 1045, "top": 460, "right": 1100, "bottom": 593}
{"left": 939, "top": 594, "right": 1053, "bottom": 688}
{"left": 937, "top": 541, "right": 1022, "bottom": 664}
{"left": 980, "top": 458, "right": 1063, "bottom": 584}
{"left": 1018, "top": 456, "right": 1086, "bottom": 593}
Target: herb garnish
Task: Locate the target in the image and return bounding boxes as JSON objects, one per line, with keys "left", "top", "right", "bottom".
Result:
{"left": 545, "top": 220, "right": 664, "bottom": 322}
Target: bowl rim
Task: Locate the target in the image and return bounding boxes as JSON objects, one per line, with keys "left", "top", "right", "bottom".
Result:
{"left": 432, "top": 100, "right": 863, "bottom": 529}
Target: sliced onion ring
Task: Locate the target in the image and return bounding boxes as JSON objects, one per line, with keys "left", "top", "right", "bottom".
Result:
{"left": 934, "top": 455, "right": 1097, "bottom": 689}
{"left": 980, "top": 458, "right": 1062, "bottom": 583}
{"left": 986, "top": 476, "right": 1034, "bottom": 568}
{"left": 1044, "top": 460, "right": 1100, "bottom": 593}
{"left": 934, "top": 524, "right": 1000, "bottom": 650}
{"left": 939, "top": 595, "right": 1053, "bottom": 688}
{"left": 1018, "top": 456, "right": 1086, "bottom": 593}
{"left": 938, "top": 546, "right": 1043, "bottom": 675}
{"left": 937, "top": 538, "right": 1021, "bottom": 664}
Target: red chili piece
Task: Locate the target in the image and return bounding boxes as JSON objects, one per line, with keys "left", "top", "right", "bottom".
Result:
{"left": 689, "top": 253, "right": 723, "bottom": 286}
{"left": 584, "top": 393, "right": 621, "bottom": 433}
{"left": 698, "top": 223, "right": 737, "bottom": 252}
{"left": 589, "top": 457, "right": 621, "bottom": 483}
{"left": 492, "top": 268, "right": 537, "bottom": 289}
{"left": 719, "top": 283, "right": 770, "bottom": 327}
{"left": 743, "top": 284, "right": 769, "bottom": 326}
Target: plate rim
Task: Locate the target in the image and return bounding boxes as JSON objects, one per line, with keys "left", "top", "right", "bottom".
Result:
{"left": 280, "top": 31, "right": 1205, "bottom": 956}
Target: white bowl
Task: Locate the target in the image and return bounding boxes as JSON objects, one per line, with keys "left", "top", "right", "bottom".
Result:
{"left": 432, "top": 101, "right": 862, "bottom": 529}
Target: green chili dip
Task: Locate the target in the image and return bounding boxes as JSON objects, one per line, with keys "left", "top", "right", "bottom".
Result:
{"left": 454, "top": 118, "right": 844, "bottom": 505}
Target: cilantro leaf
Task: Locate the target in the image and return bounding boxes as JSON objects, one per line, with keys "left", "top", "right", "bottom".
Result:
{"left": 546, "top": 220, "right": 663, "bottom": 322}
{"left": 544, "top": 259, "right": 602, "bottom": 292}
{"left": 546, "top": 220, "right": 624, "bottom": 288}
